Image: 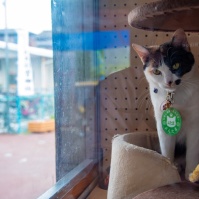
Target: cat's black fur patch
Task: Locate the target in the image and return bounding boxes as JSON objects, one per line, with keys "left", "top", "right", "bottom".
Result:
{"left": 174, "top": 142, "right": 186, "bottom": 177}
{"left": 143, "top": 48, "right": 162, "bottom": 70}
{"left": 160, "top": 43, "right": 195, "bottom": 77}
{"left": 175, "top": 79, "right": 181, "bottom": 85}
{"left": 175, "top": 142, "right": 186, "bottom": 158}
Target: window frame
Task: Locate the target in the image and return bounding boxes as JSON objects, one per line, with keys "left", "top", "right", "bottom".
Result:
{"left": 39, "top": 160, "right": 98, "bottom": 199}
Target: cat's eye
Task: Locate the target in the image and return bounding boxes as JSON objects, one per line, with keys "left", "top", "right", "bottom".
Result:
{"left": 173, "top": 63, "right": 180, "bottom": 70}
{"left": 153, "top": 69, "right": 161, "bottom": 75}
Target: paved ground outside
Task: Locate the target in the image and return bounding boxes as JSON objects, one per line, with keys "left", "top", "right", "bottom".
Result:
{"left": 0, "top": 132, "right": 55, "bottom": 199}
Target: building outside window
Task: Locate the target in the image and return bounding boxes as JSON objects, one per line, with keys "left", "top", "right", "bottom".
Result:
{"left": 0, "top": 0, "right": 55, "bottom": 198}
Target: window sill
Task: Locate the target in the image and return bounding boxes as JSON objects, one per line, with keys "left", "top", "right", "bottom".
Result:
{"left": 87, "top": 185, "right": 107, "bottom": 199}
{"left": 39, "top": 159, "right": 98, "bottom": 199}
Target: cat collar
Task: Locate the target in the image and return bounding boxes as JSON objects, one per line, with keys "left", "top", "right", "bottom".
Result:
{"left": 162, "top": 92, "right": 175, "bottom": 110}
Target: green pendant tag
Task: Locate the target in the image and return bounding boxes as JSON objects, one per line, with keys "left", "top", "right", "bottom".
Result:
{"left": 161, "top": 108, "right": 182, "bottom": 136}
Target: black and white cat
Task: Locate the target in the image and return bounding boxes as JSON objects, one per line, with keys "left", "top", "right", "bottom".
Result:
{"left": 133, "top": 29, "right": 199, "bottom": 180}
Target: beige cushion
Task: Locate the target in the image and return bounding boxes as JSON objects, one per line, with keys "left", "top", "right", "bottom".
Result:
{"left": 107, "top": 132, "right": 181, "bottom": 199}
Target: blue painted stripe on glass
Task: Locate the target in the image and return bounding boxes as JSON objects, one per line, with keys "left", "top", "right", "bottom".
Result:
{"left": 53, "top": 30, "right": 130, "bottom": 50}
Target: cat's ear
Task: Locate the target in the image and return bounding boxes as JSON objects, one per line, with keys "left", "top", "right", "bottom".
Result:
{"left": 171, "top": 29, "right": 190, "bottom": 52}
{"left": 132, "top": 44, "right": 149, "bottom": 64}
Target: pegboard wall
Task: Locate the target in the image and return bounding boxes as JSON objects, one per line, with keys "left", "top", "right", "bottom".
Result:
{"left": 98, "top": 0, "right": 199, "bottom": 185}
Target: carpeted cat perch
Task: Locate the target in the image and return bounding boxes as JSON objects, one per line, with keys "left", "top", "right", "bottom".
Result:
{"left": 107, "top": 132, "right": 182, "bottom": 199}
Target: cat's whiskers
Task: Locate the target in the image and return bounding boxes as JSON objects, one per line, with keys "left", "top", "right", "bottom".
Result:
{"left": 137, "top": 90, "right": 152, "bottom": 114}
{"left": 145, "top": 96, "right": 152, "bottom": 114}
{"left": 137, "top": 91, "right": 148, "bottom": 108}
{"left": 182, "top": 78, "right": 199, "bottom": 89}
{"left": 137, "top": 75, "right": 147, "bottom": 85}
{"left": 180, "top": 82, "right": 192, "bottom": 97}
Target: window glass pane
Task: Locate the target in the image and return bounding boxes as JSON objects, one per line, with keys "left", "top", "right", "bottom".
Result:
{"left": 0, "top": 0, "right": 55, "bottom": 198}
{"left": 52, "top": 0, "right": 98, "bottom": 180}
{"left": 52, "top": 0, "right": 130, "bottom": 181}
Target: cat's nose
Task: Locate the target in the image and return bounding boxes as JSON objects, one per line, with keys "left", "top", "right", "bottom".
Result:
{"left": 166, "top": 81, "right": 173, "bottom": 87}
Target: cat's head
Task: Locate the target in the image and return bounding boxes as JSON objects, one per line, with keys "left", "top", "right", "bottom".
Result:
{"left": 133, "top": 29, "right": 195, "bottom": 92}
